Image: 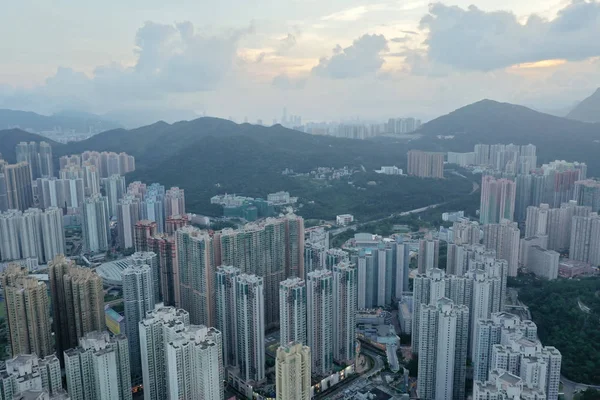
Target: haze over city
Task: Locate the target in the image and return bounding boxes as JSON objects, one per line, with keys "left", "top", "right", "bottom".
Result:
{"left": 2, "top": 0, "right": 600, "bottom": 123}
{"left": 1, "top": 2, "right": 600, "bottom": 400}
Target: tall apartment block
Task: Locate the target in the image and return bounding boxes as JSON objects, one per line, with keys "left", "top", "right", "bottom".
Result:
{"left": 480, "top": 176, "right": 516, "bottom": 224}
{"left": 64, "top": 331, "right": 132, "bottom": 400}
{"left": 139, "top": 306, "right": 190, "bottom": 400}
{"left": 407, "top": 150, "right": 444, "bottom": 178}
{"left": 526, "top": 246, "right": 559, "bottom": 279}
{"left": 117, "top": 194, "right": 141, "bottom": 250}
{"left": 83, "top": 163, "right": 101, "bottom": 196}
{"left": 127, "top": 181, "right": 147, "bottom": 200}
{"left": 1, "top": 266, "right": 53, "bottom": 357}
{"left": 447, "top": 244, "right": 470, "bottom": 276}
{"left": 104, "top": 174, "right": 126, "bottom": 218}
{"left": 483, "top": 220, "right": 520, "bottom": 276}
{"left": 412, "top": 260, "right": 505, "bottom": 358}
{"left": 216, "top": 265, "right": 241, "bottom": 368}
{"left": 473, "top": 312, "right": 537, "bottom": 383}
{"left": 394, "top": 238, "right": 411, "bottom": 299}
{"left": 473, "top": 312, "right": 561, "bottom": 400}
{"left": 285, "top": 215, "right": 305, "bottom": 278}
{"left": 165, "top": 326, "right": 224, "bottom": 400}
{"left": 0, "top": 207, "right": 65, "bottom": 264}
{"left": 4, "top": 162, "right": 34, "bottom": 211}
{"left": 418, "top": 237, "right": 440, "bottom": 273}
{"left": 60, "top": 154, "right": 81, "bottom": 169}
{"left": 165, "top": 187, "right": 186, "bottom": 217}
{"left": 306, "top": 269, "right": 333, "bottom": 376}
{"left": 0, "top": 210, "right": 22, "bottom": 261}
{"left": 527, "top": 201, "right": 591, "bottom": 252}
{"left": 525, "top": 203, "right": 550, "bottom": 238}
{"left": 411, "top": 268, "right": 445, "bottom": 354}
{"left": 38, "top": 142, "right": 53, "bottom": 178}
{"left": 82, "top": 194, "right": 111, "bottom": 253}
{"left": 279, "top": 278, "right": 307, "bottom": 346}
{"left": 333, "top": 262, "right": 357, "bottom": 364}
{"left": 357, "top": 238, "right": 409, "bottom": 309}
{"left": 0, "top": 354, "right": 65, "bottom": 399}
{"left": 417, "top": 298, "right": 469, "bottom": 400}
{"left": 176, "top": 226, "right": 215, "bottom": 326}
{"left": 121, "top": 263, "right": 155, "bottom": 381}
{"left": 147, "top": 234, "right": 178, "bottom": 307}
{"left": 130, "top": 251, "right": 160, "bottom": 304}
{"left": 16, "top": 141, "right": 53, "bottom": 179}
{"left": 36, "top": 176, "right": 85, "bottom": 210}
{"left": 540, "top": 160, "right": 586, "bottom": 207}
{"left": 48, "top": 256, "right": 105, "bottom": 360}
{"left": 0, "top": 172, "right": 8, "bottom": 212}
{"left": 144, "top": 183, "right": 166, "bottom": 230}
{"left": 569, "top": 212, "right": 600, "bottom": 265}
{"left": 276, "top": 343, "right": 311, "bottom": 400}
{"left": 215, "top": 215, "right": 305, "bottom": 327}
{"left": 515, "top": 174, "right": 533, "bottom": 222}
{"left": 574, "top": 179, "right": 600, "bottom": 212}
{"left": 165, "top": 213, "right": 188, "bottom": 234}
{"left": 452, "top": 220, "right": 481, "bottom": 246}
{"left": 235, "top": 274, "right": 265, "bottom": 383}
{"left": 134, "top": 220, "right": 157, "bottom": 252}
{"left": 40, "top": 207, "right": 65, "bottom": 262}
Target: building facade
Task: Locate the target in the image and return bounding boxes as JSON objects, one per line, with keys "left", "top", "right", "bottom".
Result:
{"left": 48, "top": 256, "right": 104, "bottom": 361}
{"left": 1, "top": 266, "right": 53, "bottom": 357}
{"left": 279, "top": 278, "right": 307, "bottom": 346}
{"left": 275, "top": 343, "right": 311, "bottom": 400}
{"left": 306, "top": 269, "right": 333, "bottom": 376}
{"left": 121, "top": 264, "right": 155, "bottom": 380}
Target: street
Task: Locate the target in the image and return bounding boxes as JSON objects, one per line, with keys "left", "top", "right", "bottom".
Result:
{"left": 330, "top": 202, "right": 446, "bottom": 237}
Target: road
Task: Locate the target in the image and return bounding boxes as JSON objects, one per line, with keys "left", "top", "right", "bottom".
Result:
{"left": 330, "top": 202, "right": 446, "bottom": 236}
{"left": 315, "top": 348, "right": 386, "bottom": 399}
{"left": 105, "top": 298, "right": 124, "bottom": 307}
{"left": 561, "top": 375, "right": 600, "bottom": 400}
{"left": 362, "top": 348, "right": 385, "bottom": 378}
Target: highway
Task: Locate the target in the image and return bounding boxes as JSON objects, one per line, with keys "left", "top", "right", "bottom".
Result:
{"left": 329, "top": 202, "right": 446, "bottom": 237}
{"left": 315, "top": 348, "right": 386, "bottom": 399}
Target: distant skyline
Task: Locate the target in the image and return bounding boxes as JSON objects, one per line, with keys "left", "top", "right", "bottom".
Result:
{"left": 1, "top": 0, "right": 600, "bottom": 123}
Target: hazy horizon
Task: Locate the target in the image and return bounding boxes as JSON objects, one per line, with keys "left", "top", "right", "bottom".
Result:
{"left": 2, "top": 0, "right": 600, "bottom": 124}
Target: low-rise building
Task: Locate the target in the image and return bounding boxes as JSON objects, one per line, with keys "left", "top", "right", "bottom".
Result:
{"left": 336, "top": 214, "right": 355, "bottom": 226}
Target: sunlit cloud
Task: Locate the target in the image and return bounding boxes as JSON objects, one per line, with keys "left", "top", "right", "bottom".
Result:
{"left": 511, "top": 59, "right": 568, "bottom": 69}
{"left": 321, "top": 4, "right": 387, "bottom": 21}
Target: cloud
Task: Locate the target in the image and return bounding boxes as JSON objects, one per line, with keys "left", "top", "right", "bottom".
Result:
{"left": 401, "top": 30, "right": 418, "bottom": 35}
{"left": 0, "top": 21, "right": 253, "bottom": 113}
{"left": 417, "top": 1, "right": 600, "bottom": 71}
{"left": 322, "top": 6, "right": 371, "bottom": 22}
{"left": 255, "top": 52, "right": 267, "bottom": 63}
{"left": 277, "top": 33, "right": 297, "bottom": 54}
{"left": 391, "top": 37, "right": 409, "bottom": 43}
{"left": 312, "top": 34, "right": 389, "bottom": 79}
{"left": 272, "top": 74, "right": 306, "bottom": 90}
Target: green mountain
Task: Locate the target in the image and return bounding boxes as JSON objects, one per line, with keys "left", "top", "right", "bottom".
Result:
{"left": 0, "top": 109, "right": 122, "bottom": 134}
{"left": 411, "top": 99, "right": 600, "bottom": 174}
{"left": 1, "top": 118, "right": 474, "bottom": 220}
{"left": 567, "top": 88, "right": 600, "bottom": 123}
{"left": 58, "top": 117, "right": 471, "bottom": 220}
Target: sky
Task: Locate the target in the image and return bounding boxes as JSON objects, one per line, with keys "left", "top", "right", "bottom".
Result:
{"left": 1, "top": 0, "right": 600, "bottom": 124}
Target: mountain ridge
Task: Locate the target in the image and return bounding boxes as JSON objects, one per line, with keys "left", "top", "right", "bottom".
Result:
{"left": 411, "top": 98, "right": 600, "bottom": 174}
{"left": 566, "top": 88, "right": 600, "bottom": 123}
{"left": 0, "top": 108, "right": 122, "bottom": 134}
